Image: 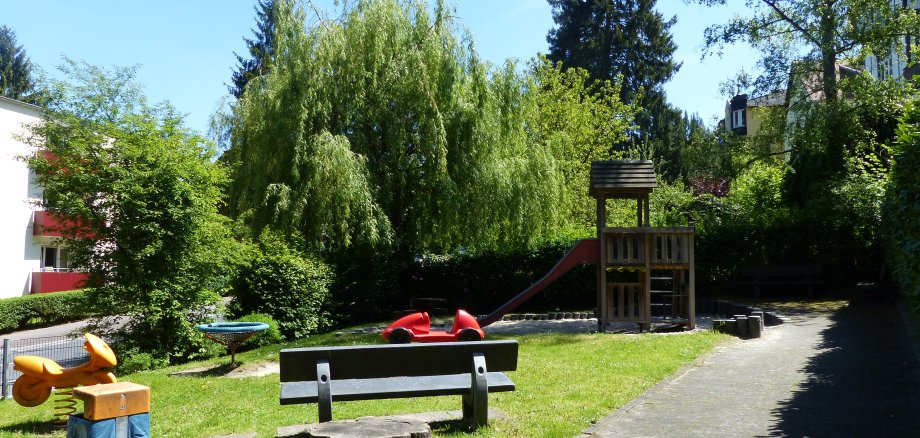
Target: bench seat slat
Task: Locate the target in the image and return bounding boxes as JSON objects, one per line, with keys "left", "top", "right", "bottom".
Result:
{"left": 280, "top": 372, "right": 515, "bottom": 404}
{"left": 280, "top": 341, "right": 518, "bottom": 381}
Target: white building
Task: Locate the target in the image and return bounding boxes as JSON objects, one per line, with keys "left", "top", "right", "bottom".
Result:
{"left": 865, "top": 0, "right": 920, "bottom": 80}
{"left": 0, "top": 95, "right": 86, "bottom": 299}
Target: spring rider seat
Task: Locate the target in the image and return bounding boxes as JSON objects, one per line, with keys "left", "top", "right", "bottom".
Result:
{"left": 12, "top": 333, "right": 118, "bottom": 426}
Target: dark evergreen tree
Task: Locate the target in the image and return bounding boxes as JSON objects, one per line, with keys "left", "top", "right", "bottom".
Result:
{"left": 0, "top": 25, "right": 36, "bottom": 102}
{"left": 230, "top": 0, "right": 276, "bottom": 99}
{"left": 546, "top": 0, "right": 682, "bottom": 176}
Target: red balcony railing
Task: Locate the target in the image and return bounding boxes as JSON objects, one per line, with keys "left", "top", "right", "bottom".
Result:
{"left": 31, "top": 270, "right": 89, "bottom": 294}
{"left": 33, "top": 211, "right": 95, "bottom": 238}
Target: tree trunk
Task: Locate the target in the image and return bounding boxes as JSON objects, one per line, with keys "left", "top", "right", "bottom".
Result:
{"left": 820, "top": 0, "right": 844, "bottom": 175}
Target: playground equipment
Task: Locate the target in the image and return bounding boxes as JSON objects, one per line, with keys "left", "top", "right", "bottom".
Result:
{"left": 197, "top": 321, "right": 270, "bottom": 364}
{"left": 590, "top": 160, "right": 695, "bottom": 331}
{"left": 12, "top": 333, "right": 118, "bottom": 426}
{"left": 382, "top": 309, "right": 484, "bottom": 343}
{"left": 475, "top": 160, "right": 695, "bottom": 332}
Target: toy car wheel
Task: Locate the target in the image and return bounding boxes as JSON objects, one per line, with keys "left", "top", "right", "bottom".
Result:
{"left": 389, "top": 327, "right": 412, "bottom": 344}
{"left": 458, "top": 328, "right": 482, "bottom": 342}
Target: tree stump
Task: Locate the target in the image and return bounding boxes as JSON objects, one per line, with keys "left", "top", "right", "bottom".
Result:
{"left": 735, "top": 315, "right": 749, "bottom": 339}
{"left": 305, "top": 417, "right": 431, "bottom": 438}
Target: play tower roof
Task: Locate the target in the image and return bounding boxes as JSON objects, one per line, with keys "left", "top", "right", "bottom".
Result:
{"left": 588, "top": 160, "right": 657, "bottom": 198}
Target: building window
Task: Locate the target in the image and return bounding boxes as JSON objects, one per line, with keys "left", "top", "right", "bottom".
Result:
{"left": 732, "top": 109, "right": 746, "bottom": 128}
{"left": 40, "top": 246, "right": 70, "bottom": 271}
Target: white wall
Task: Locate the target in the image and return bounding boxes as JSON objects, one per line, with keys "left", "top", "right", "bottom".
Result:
{"left": 0, "top": 96, "right": 43, "bottom": 299}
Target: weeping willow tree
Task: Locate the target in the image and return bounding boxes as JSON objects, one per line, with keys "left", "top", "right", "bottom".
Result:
{"left": 224, "top": 0, "right": 635, "bottom": 265}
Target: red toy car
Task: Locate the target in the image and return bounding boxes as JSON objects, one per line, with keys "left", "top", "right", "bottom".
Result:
{"left": 382, "top": 309, "right": 485, "bottom": 343}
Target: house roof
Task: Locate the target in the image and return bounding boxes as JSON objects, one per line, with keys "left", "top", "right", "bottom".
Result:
{"left": 589, "top": 160, "right": 657, "bottom": 198}
{"left": 748, "top": 91, "right": 786, "bottom": 107}
{"left": 0, "top": 95, "right": 42, "bottom": 118}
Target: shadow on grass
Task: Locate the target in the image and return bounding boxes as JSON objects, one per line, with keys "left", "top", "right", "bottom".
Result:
{"left": 0, "top": 419, "right": 57, "bottom": 436}
{"left": 429, "top": 418, "right": 478, "bottom": 434}
{"left": 768, "top": 298, "right": 920, "bottom": 436}
{"left": 523, "top": 333, "right": 596, "bottom": 346}
{"left": 168, "top": 362, "right": 241, "bottom": 378}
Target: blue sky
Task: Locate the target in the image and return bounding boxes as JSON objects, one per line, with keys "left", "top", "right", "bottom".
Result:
{"left": 3, "top": 0, "right": 755, "bottom": 136}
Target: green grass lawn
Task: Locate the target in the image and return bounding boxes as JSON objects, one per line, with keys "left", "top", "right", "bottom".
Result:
{"left": 0, "top": 328, "right": 727, "bottom": 437}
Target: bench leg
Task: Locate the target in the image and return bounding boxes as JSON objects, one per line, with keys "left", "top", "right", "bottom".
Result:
{"left": 462, "top": 352, "right": 489, "bottom": 426}
{"left": 316, "top": 359, "right": 332, "bottom": 423}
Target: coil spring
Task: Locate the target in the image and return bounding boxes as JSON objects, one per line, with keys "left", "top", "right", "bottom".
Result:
{"left": 52, "top": 387, "right": 77, "bottom": 428}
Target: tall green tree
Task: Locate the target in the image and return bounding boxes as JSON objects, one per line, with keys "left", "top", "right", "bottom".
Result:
{"left": 23, "top": 60, "right": 233, "bottom": 364}
{"left": 0, "top": 25, "right": 36, "bottom": 102}
{"left": 546, "top": 0, "right": 681, "bottom": 159}
{"left": 699, "top": 0, "right": 920, "bottom": 179}
{"left": 226, "top": 0, "right": 633, "bottom": 259}
{"left": 530, "top": 56, "right": 635, "bottom": 226}
{"left": 230, "top": 0, "right": 277, "bottom": 99}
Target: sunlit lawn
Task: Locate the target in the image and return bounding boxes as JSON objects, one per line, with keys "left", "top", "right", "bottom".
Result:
{"left": 0, "top": 328, "right": 727, "bottom": 437}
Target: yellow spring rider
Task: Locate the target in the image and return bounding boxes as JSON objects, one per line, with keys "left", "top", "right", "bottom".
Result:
{"left": 12, "top": 333, "right": 117, "bottom": 408}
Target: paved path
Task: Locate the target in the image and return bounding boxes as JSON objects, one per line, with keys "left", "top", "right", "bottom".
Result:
{"left": 0, "top": 319, "right": 90, "bottom": 341}
{"left": 581, "top": 299, "right": 920, "bottom": 437}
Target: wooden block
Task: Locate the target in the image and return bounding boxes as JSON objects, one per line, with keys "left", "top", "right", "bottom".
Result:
{"left": 748, "top": 315, "right": 763, "bottom": 338}
{"left": 72, "top": 382, "right": 150, "bottom": 420}
{"left": 712, "top": 319, "right": 736, "bottom": 335}
{"left": 735, "top": 315, "right": 749, "bottom": 339}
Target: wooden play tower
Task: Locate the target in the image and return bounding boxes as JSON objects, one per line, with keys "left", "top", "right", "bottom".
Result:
{"left": 590, "top": 160, "right": 695, "bottom": 331}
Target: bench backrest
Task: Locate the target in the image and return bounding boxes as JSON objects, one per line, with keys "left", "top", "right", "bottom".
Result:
{"left": 280, "top": 340, "right": 518, "bottom": 382}
{"left": 741, "top": 265, "right": 822, "bottom": 277}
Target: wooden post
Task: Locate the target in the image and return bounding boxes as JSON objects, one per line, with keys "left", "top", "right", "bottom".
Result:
{"left": 735, "top": 315, "right": 749, "bottom": 339}
{"left": 687, "top": 231, "right": 696, "bottom": 329}
{"left": 643, "top": 195, "right": 651, "bottom": 227}
{"left": 636, "top": 198, "right": 643, "bottom": 228}
{"left": 597, "top": 195, "right": 607, "bottom": 331}
{"left": 643, "top": 232, "right": 652, "bottom": 330}
{"left": 748, "top": 316, "right": 763, "bottom": 338}
{"left": 712, "top": 319, "right": 736, "bottom": 335}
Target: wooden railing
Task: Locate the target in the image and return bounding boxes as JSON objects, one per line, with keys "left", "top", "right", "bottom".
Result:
{"left": 606, "top": 283, "right": 645, "bottom": 322}
{"left": 603, "top": 227, "right": 694, "bottom": 268}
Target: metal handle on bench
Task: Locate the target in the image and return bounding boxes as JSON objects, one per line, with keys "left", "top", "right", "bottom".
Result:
{"left": 463, "top": 352, "right": 489, "bottom": 426}
{"left": 316, "top": 359, "right": 332, "bottom": 422}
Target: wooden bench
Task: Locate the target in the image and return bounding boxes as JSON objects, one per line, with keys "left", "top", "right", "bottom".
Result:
{"left": 739, "top": 265, "right": 825, "bottom": 295}
{"left": 279, "top": 340, "right": 518, "bottom": 426}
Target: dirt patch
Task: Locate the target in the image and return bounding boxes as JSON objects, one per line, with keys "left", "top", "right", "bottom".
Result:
{"left": 169, "top": 361, "right": 279, "bottom": 378}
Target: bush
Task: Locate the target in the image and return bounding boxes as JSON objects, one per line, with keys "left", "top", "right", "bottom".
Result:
{"left": 884, "top": 102, "right": 920, "bottom": 308}
{"left": 228, "top": 241, "right": 333, "bottom": 340}
{"left": 234, "top": 313, "right": 283, "bottom": 348}
{"left": 0, "top": 290, "right": 95, "bottom": 334}
{"left": 115, "top": 347, "right": 169, "bottom": 375}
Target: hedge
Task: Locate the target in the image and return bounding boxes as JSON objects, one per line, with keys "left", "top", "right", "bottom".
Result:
{"left": 0, "top": 290, "right": 94, "bottom": 334}
{"left": 398, "top": 239, "right": 596, "bottom": 317}
{"left": 884, "top": 103, "right": 920, "bottom": 308}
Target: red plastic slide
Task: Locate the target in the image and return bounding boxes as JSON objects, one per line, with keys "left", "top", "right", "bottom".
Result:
{"left": 477, "top": 239, "right": 600, "bottom": 327}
